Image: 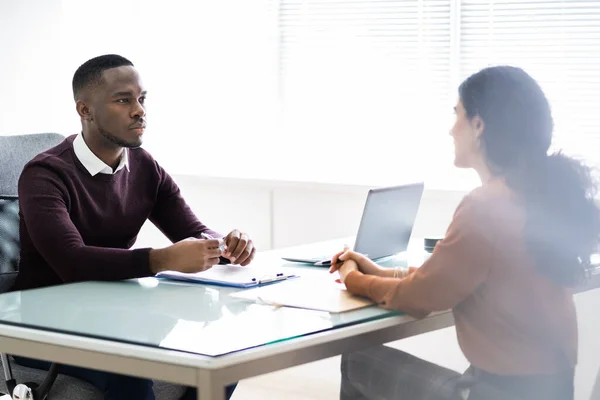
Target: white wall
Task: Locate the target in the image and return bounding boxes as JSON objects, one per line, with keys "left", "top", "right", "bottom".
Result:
{"left": 0, "top": 1, "right": 67, "bottom": 135}
{"left": 0, "top": 0, "right": 281, "bottom": 180}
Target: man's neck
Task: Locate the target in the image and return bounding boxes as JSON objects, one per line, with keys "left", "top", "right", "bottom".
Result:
{"left": 81, "top": 131, "right": 123, "bottom": 170}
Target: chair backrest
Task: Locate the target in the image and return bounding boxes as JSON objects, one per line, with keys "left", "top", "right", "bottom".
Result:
{"left": 0, "top": 196, "right": 19, "bottom": 276}
{"left": 0, "top": 133, "right": 65, "bottom": 197}
{"left": 0, "top": 134, "right": 65, "bottom": 292}
{"left": 591, "top": 367, "right": 600, "bottom": 400}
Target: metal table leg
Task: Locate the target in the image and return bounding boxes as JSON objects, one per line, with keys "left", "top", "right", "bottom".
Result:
{"left": 197, "top": 371, "right": 225, "bottom": 400}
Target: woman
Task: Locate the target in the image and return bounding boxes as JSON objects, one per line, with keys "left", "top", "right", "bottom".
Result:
{"left": 331, "top": 66, "right": 600, "bottom": 400}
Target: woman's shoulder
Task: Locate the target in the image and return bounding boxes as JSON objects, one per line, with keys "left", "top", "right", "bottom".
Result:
{"left": 458, "top": 178, "right": 523, "bottom": 225}
{"left": 463, "top": 178, "right": 518, "bottom": 206}
{"left": 468, "top": 177, "right": 514, "bottom": 200}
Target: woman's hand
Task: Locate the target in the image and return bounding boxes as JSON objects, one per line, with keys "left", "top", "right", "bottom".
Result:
{"left": 329, "top": 248, "right": 383, "bottom": 276}
{"left": 337, "top": 258, "right": 359, "bottom": 283}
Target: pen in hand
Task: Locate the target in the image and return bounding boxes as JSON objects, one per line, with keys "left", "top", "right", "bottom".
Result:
{"left": 200, "top": 232, "right": 228, "bottom": 253}
{"left": 328, "top": 252, "right": 369, "bottom": 274}
{"left": 328, "top": 259, "right": 345, "bottom": 274}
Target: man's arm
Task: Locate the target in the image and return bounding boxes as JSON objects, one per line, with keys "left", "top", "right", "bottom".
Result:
{"left": 148, "top": 163, "right": 221, "bottom": 242}
{"left": 19, "top": 165, "right": 153, "bottom": 283}
{"left": 19, "top": 165, "right": 223, "bottom": 282}
{"left": 148, "top": 162, "right": 257, "bottom": 266}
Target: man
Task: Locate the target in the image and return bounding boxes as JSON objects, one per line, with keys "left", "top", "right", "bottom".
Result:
{"left": 12, "top": 54, "right": 249, "bottom": 399}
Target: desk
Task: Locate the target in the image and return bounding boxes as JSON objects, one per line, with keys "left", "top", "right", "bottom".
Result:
{"left": 0, "top": 241, "right": 454, "bottom": 400}
{"left": 0, "top": 242, "right": 596, "bottom": 400}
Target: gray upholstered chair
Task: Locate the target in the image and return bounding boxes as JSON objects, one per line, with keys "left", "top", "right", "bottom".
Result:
{"left": 0, "top": 134, "right": 186, "bottom": 399}
{"left": 591, "top": 367, "right": 600, "bottom": 400}
{"left": 0, "top": 133, "right": 72, "bottom": 399}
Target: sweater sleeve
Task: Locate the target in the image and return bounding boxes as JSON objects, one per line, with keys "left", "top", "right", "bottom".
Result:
{"left": 344, "top": 194, "right": 495, "bottom": 317}
{"left": 148, "top": 162, "right": 221, "bottom": 243}
{"left": 18, "top": 164, "right": 152, "bottom": 283}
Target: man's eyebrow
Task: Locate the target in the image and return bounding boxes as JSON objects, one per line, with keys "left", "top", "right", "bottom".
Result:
{"left": 112, "top": 90, "right": 147, "bottom": 97}
{"left": 112, "top": 91, "right": 133, "bottom": 97}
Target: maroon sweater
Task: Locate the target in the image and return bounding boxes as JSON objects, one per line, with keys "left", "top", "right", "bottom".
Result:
{"left": 13, "top": 135, "right": 219, "bottom": 291}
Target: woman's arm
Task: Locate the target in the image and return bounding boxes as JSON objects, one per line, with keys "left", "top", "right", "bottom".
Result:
{"left": 343, "top": 195, "right": 494, "bottom": 317}
{"left": 330, "top": 249, "right": 414, "bottom": 278}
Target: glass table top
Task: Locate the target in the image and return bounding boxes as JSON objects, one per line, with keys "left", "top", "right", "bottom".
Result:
{"left": 0, "top": 269, "right": 400, "bottom": 357}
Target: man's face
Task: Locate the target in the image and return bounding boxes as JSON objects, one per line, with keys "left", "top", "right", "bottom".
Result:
{"left": 85, "top": 66, "right": 147, "bottom": 148}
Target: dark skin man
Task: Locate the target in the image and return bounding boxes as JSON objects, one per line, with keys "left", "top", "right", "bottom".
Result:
{"left": 75, "top": 64, "right": 256, "bottom": 272}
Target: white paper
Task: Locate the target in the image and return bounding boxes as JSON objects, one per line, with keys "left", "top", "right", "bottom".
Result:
{"left": 231, "top": 277, "right": 374, "bottom": 313}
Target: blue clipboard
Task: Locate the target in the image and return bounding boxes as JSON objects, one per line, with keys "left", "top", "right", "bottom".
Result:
{"left": 156, "top": 265, "right": 298, "bottom": 288}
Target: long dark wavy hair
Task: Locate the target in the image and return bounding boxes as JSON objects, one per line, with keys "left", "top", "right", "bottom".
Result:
{"left": 459, "top": 66, "right": 600, "bottom": 286}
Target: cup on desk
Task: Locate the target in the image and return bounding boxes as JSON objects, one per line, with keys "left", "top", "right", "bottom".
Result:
{"left": 424, "top": 237, "right": 443, "bottom": 253}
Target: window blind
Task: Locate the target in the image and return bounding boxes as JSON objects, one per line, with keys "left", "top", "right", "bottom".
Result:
{"left": 460, "top": 0, "right": 600, "bottom": 168}
{"left": 278, "top": 0, "right": 454, "bottom": 184}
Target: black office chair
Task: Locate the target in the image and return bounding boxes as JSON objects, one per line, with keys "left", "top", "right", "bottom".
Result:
{"left": 0, "top": 133, "right": 102, "bottom": 399}
{"left": 0, "top": 194, "right": 64, "bottom": 399}
{"left": 0, "top": 133, "right": 99, "bottom": 399}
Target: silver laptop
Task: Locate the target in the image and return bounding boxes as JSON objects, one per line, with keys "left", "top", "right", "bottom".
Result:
{"left": 281, "top": 182, "right": 424, "bottom": 265}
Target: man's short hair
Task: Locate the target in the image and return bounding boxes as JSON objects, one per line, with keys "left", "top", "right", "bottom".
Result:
{"left": 72, "top": 54, "right": 134, "bottom": 99}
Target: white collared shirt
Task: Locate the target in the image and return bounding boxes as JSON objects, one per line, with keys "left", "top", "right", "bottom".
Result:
{"left": 73, "top": 134, "right": 130, "bottom": 176}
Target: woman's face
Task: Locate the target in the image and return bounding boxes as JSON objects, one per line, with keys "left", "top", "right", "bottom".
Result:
{"left": 450, "top": 99, "right": 483, "bottom": 168}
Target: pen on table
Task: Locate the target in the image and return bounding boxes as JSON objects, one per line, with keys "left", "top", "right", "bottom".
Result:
{"left": 251, "top": 273, "right": 286, "bottom": 284}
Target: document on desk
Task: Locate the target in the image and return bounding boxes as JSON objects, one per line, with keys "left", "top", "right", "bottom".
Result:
{"left": 230, "top": 277, "right": 375, "bottom": 313}
{"left": 156, "top": 265, "right": 297, "bottom": 288}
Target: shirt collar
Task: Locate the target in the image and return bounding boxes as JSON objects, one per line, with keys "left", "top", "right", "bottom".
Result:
{"left": 73, "top": 134, "right": 130, "bottom": 177}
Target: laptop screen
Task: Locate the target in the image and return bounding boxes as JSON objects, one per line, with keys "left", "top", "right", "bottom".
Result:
{"left": 353, "top": 182, "right": 424, "bottom": 260}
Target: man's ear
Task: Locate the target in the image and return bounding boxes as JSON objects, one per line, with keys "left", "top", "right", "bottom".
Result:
{"left": 76, "top": 100, "right": 92, "bottom": 121}
{"left": 471, "top": 115, "right": 485, "bottom": 138}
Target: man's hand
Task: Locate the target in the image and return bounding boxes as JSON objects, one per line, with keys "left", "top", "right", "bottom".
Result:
{"left": 223, "top": 229, "right": 256, "bottom": 266}
{"left": 150, "top": 238, "right": 223, "bottom": 274}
